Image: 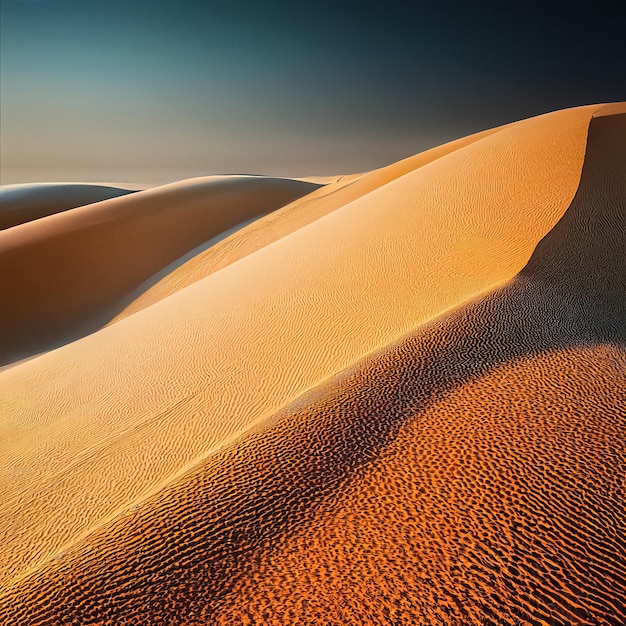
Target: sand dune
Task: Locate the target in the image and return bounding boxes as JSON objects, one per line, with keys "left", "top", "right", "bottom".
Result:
{"left": 109, "top": 104, "right": 622, "bottom": 326}
{"left": 0, "top": 183, "right": 139, "bottom": 230}
{"left": 0, "top": 175, "right": 319, "bottom": 365}
{"left": 110, "top": 123, "right": 506, "bottom": 322}
{"left": 107, "top": 106, "right": 600, "bottom": 326}
{"left": 0, "top": 104, "right": 604, "bottom": 590}
{"left": 1, "top": 104, "right": 624, "bottom": 624}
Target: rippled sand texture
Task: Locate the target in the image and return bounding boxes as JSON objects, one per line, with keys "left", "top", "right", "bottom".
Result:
{"left": 0, "top": 105, "right": 600, "bottom": 592}
{"left": 1, "top": 104, "right": 625, "bottom": 625}
{"left": 0, "top": 176, "right": 319, "bottom": 364}
{"left": 108, "top": 125, "right": 504, "bottom": 323}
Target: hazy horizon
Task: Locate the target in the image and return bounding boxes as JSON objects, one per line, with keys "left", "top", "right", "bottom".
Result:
{"left": 1, "top": 1, "right": 625, "bottom": 184}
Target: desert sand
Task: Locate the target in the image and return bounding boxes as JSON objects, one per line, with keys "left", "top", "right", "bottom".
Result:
{"left": 0, "top": 103, "right": 624, "bottom": 624}
{"left": 0, "top": 183, "right": 139, "bottom": 230}
{"left": 0, "top": 175, "right": 319, "bottom": 364}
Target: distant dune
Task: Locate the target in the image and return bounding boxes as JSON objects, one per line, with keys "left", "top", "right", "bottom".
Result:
{"left": 0, "top": 183, "right": 138, "bottom": 230}
{"left": 0, "top": 176, "right": 319, "bottom": 364}
{"left": 0, "top": 104, "right": 624, "bottom": 625}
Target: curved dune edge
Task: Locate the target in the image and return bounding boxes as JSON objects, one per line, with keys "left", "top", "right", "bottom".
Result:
{"left": 1, "top": 111, "right": 624, "bottom": 623}
{"left": 110, "top": 123, "right": 506, "bottom": 323}
{"left": 0, "top": 176, "right": 319, "bottom": 365}
{"left": 0, "top": 104, "right": 606, "bottom": 588}
{"left": 206, "top": 114, "right": 626, "bottom": 626}
{"left": 0, "top": 183, "right": 139, "bottom": 230}
{"left": 592, "top": 101, "right": 626, "bottom": 117}
{"left": 110, "top": 104, "right": 612, "bottom": 326}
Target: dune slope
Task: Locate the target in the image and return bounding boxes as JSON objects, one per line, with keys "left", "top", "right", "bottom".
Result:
{"left": 0, "top": 176, "right": 319, "bottom": 365}
{"left": 110, "top": 123, "right": 506, "bottom": 322}
{"left": 1, "top": 110, "right": 624, "bottom": 624}
{"left": 0, "top": 105, "right": 603, "bottom": 590}
{"left": 0, "top": 183, "right": 139, "bottom": 230}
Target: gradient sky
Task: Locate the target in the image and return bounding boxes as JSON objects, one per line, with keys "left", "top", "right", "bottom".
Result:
{"left": 1, "top": 1, "right": 625, "bottom": 184}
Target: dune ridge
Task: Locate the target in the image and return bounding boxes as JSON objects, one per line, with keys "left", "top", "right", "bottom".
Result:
{"left": 109, "top": 121, "right": 508, "bottom": 323}
{"left": 0, "top": 175, "right": 319, "bottom": 365}
{"left": 1, "top": 109, "right": 624, "bottom": 624}
{"left": 113, "top": 104, "right": 625, "bottom": 325}
{"left": 0, "top": 104, "right": 605, "bottom": 590}
{"left": 0, "top": 183, "right": 139, "bottom": 231}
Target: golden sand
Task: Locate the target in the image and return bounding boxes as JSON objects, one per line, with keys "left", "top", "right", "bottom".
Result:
{"left": 0, "top": 104, "right": 624, "bottom": 624}
{"left": 0, "top": 105, "right": 600, "bottom": 586}
{"left": 0, "top": 176, "right": 318, "bottom": 364}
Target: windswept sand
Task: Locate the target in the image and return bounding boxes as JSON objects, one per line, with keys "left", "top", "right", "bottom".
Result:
{"left": 0, "top": 176, "right": 319, "bottom": 364}
{"left": 0, "top": 183, "right": 138, "bottom": 230}
{"left": 0, "top": 104, "right": 606, "bottom": 590}
{"left": 110, "top": 123, "right": 506, "bottom": 322}
{"left": 1, "top": 104, "right": 624, "bottom": 624}
{"left": 107, "top": 105, "right": 602, "bottom": 326}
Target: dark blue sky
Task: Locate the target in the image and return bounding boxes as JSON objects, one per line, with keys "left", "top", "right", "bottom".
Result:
{"left": 1, "top": 1, "right": 625, "bottom": 183}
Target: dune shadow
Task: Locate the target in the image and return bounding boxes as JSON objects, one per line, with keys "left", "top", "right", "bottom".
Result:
{"left": 0, "top": 184, "right": 138, "bottom": 230}
{"left": 4, "top": 114, "right": 625, "bottom": 623}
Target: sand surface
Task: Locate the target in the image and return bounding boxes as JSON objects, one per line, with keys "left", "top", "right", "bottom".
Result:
{"left": 109, "top": 123, "right": 507, "bottom": 322}
{"left": 1, "top": 104, "right": 624, "bottom": 624}
{"left": 0, "top": 183, "right": 139, "bottom": 230}
{"left": 0, "top": 175, "right": 319, "bottom": 364}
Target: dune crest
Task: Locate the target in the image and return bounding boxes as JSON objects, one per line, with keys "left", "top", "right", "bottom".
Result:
{"left": 0, "top": 104, "right": 605, "bottom": 591}
{"left": 113, "top": 103, "right": 625, "bottom": 325}
{"left": 1, "top": 107, "right": 624, "bottom": 625}
{"left": 0, "top": 183, "right": 138, "bottom": 230}
{"left": 110, "top": 122, "right": 507, "bottom": 322}
{"left": 592, "top": 101, "right": 626, "bottom": 117}
{"left": 0, "top": 106, "right": 626, "bottom": 626}
{"left": 0, "top": 176, "right": 319, "bottom": 365}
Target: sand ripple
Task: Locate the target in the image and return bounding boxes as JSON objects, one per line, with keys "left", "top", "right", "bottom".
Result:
{"left": 0, "top": 106, "right": 624, "bottom": 625}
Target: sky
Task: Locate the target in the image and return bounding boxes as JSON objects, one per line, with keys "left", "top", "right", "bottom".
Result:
{"left": 1, "top": 0, "right": 625, "bottom": 184}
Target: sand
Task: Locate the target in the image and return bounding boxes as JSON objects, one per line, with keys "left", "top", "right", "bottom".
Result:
{"left": 0, "top": 183, "right": 138, "bottom": 230}
{"left": 0, "top": 175, "right": 319, "bottom": 364}
{"left": 106, "top": 105, "right": 601, "bottom": 327}
{"left": 109, "top": 123, "right": 507, "bottom": 323}
{"left": 0, "top": 103, "right": 624, "bottom": 624}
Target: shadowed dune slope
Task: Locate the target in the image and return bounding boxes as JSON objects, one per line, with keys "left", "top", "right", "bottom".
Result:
{"left": 1, "top": 111, "right": 624, "bottom": 625}
{"left": 0, "top": 176, "right": 319, "bottom": 365}
{"left": 0, "top": 183, "right": 136, "bottom": 230}
{"left": 520, "top": 112, "right": 626, "bottom": 338}
{"left": 0, "top": 104, "right": 604, "bottom": 588}
{"left": 0, "top": 183, "right": 139, "bottom": 230}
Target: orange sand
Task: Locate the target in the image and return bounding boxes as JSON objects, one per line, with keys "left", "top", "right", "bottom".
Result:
{"left": 109, "top": 122, "right": 506, "bottom": 322}
{"left": 0, "top": 183, "right": 138, "bottom": 230}
{"left": 0, "top": 104, "right": 624, "bottom": 624}
{"left": 0, "top": 104, "right": 604, "bottom": 586}
{"left": 0, "top": 175, "right": 318, "bottom": 364}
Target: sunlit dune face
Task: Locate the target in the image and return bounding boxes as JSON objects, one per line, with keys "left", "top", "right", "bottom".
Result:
{"left": 107, "top": 124, "right": 505, "bottom": 323}
{"left": 0, "top": 104, "right": 624, "bottom": 625}
{"left": 0, "top": 106, "right": 601, "bottom": 592}
{"left": 3, "top": 283, "right": 624, "bottom": 624}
